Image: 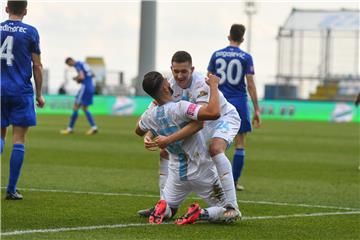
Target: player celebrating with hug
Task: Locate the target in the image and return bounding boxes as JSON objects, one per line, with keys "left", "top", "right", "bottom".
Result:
{"left": 136, "top": 72, "right": 240, "bottom": 224}
{"left": 139, "top": 51, "right": 241, "bottom": 220}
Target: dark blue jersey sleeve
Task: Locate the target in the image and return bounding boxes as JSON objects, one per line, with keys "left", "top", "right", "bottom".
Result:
{"left": 30, "top": 27, "right": 40, "bottom": 54}
{"left": 244, "top": 54, "right": 255, "bottom": 75}
{"left": 207, "top": 52, "right": 216, "bottom": 74}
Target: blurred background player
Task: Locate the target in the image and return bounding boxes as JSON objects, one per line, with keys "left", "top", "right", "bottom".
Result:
{"left": 60, "top": 57, "right": 98, "bottom": 135}
{"left": 1, "top": 0, "right": 45, "bottom": 200}
{"left": 208, "top": 24, "right": 261, "bottom": 191}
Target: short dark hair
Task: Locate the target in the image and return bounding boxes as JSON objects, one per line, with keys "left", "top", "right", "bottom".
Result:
{"left": 230, "top": 24, "right": 246, "bottom": 42}
{"left": 65, "top": 57, "right": 73, "bottom": 64}
{"left": 7, "top": 0, "right": 27, "bottom": 15}
{"left": 171, "top": 51, "right": 192, "bottom": 65}
{"left": 142, "top": 71, "right": 164, "bottom": 99}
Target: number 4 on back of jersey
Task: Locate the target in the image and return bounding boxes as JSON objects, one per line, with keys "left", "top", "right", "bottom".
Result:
{"left": 1, "top": 36, "right": 14, "bottom": 66}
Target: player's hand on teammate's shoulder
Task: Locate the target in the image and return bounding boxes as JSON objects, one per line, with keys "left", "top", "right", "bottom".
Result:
{"left": 36, "top": 95, "right": 45, "bottom": 108}
{"left": 205, "top": 73, "right": 220, "bottom": 87}
{"left": 154, "top": 135, "right": 170, "bottom": 149}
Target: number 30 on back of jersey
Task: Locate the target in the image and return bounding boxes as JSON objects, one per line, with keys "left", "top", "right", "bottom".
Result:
{"left": 215, "top": 58, "right": 243, "bottom": 85}
{"left": 1, "top": 36, "right": 15, "bottom": 66}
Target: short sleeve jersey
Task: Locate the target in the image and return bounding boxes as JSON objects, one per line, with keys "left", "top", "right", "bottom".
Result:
{"left": 207, "top": 46, "right": 254, "bottom": 99}
{"left": 139, "top": 101, "right": 213, "bottom": 181}
{"left": 74, "top": 61, "right": 94, "bottom": 90}
{"left": 1, "top": 20, "right": 40, "bottom": 96}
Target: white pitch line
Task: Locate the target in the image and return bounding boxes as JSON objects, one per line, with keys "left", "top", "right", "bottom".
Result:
{"left": 243, "top": 211, "right": 360, "bottom": 220}
{"left": 2, "top": 211, "right": 360, "bottom": 236}
{"left": 1, "top": 223, "right": 150, "bottom": 236}
{"left": 238, "top": 200, "right": 360, "bottom": 211}
{"left": 6, "top": 187, "right": 359, "bottom": 211}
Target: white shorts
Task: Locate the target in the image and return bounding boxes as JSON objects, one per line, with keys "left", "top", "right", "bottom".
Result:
{"left": 203, "top": 109, "right": 241, "bottom": 146}
{"left": 163, "top": 166, "right": 226, "bottom": 209}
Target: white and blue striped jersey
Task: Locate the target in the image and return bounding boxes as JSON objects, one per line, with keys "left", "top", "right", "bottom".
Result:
{"left": 139, "top": 101, "right": 213, "bottom": 181}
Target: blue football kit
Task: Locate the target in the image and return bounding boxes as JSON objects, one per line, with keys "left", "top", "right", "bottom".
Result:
{"left": 74, "top": 61, "right": 95, "bottom": 106}
{"left": 64, "top": 60, "right": 97, "bottom": 132}
{"left": 207, "top": 46, "right": 255, "bottom": 134}
{"left": 1, "top": 19, "right": 41, "bottom": 196}
{"left": 1, "top": 19, "right": 40, "bottom": 128}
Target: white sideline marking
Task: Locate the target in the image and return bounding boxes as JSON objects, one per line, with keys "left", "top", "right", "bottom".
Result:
{"left": 238, "top": 200, "right": 360, "bottom": 211}
{"left": 5, "top": 187, "right": 359, "bottom": 211}
{"left": 242, "top": 211, "right": 360, "bottom": 220}
{"left": 1, "top": 223, "right": 150, "bottom": 236}
{"left": 2, "top": 211, "right": 360, "bottom": 236}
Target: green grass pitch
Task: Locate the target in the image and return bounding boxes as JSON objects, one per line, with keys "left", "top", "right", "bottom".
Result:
{"left": 1, "top": 115, "right": 359, "bottom": 239}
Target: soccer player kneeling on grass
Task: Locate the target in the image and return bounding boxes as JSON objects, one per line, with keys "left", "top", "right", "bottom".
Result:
{"left": 135, "top": 71, "right": 241, "bottom": 224}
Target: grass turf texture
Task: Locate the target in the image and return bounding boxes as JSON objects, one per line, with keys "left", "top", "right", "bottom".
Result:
{"left": 1, "top": 115, "right": 359, "bottom": 239}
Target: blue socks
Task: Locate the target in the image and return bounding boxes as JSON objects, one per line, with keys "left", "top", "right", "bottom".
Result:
{"left": 7, "top": 144, "right": 25, "bottom": 193}
{"left": 69, "top": 110, "right": 79, "bottom": 129}
{"left": 68, "top": 110, "right": 97, "bottom": 130}
{"left": 232, "top": 148, "right": 245, "bottom": 183}
{"left": 85, "top": 110, "right": 96, "bottom": 127}
{"left": 0, "top": 138, "right": 4, "bottom": 154}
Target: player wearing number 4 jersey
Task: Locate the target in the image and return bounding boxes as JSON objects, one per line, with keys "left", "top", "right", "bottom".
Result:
{"left": 208, "top": 24, "right": 261, "bottom": 191}
{"left": 1, "top": 0, "right": 45, "bottom": 200}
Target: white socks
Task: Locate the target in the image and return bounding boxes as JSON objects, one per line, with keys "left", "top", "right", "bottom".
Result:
{"left": 212, "top": 153, "right": 238, "bottom": 209}
{"left": 159, "top": 157, "right": 169, "bottom": 198}
{"left": 202, "top": 207, "right": 226, "bottom": 221}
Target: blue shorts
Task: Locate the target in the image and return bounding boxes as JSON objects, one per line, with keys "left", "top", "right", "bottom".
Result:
{"left": 228, "top": 98, "right": 252, "bottom": 134}
{"left": 75, "top": 86, "right": 94, "bottom": 106}
{"left": 1, "top": 95, "right": 36, "bottom": 128}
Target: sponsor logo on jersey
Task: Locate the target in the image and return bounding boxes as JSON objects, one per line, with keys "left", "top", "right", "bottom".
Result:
{"left": 197, "top": 91, "right": 208, "bottom": 98}
{"left": 186, "top": 103, "right": 197, "bottom": 116}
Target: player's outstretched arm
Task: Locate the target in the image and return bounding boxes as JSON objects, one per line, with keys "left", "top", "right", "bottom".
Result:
{"left": 32, "top": 53, "right": 45, "bottom": 108}
{"left": 246, "top": 74, "right": 261, "bottom": 128}
{"left": 155, "top": 121, "right": 203, "bottom": 148}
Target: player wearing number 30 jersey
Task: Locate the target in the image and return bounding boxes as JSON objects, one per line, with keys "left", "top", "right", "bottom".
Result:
{"left": 208, "top": 24, "right": 261, "bottom": 191}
